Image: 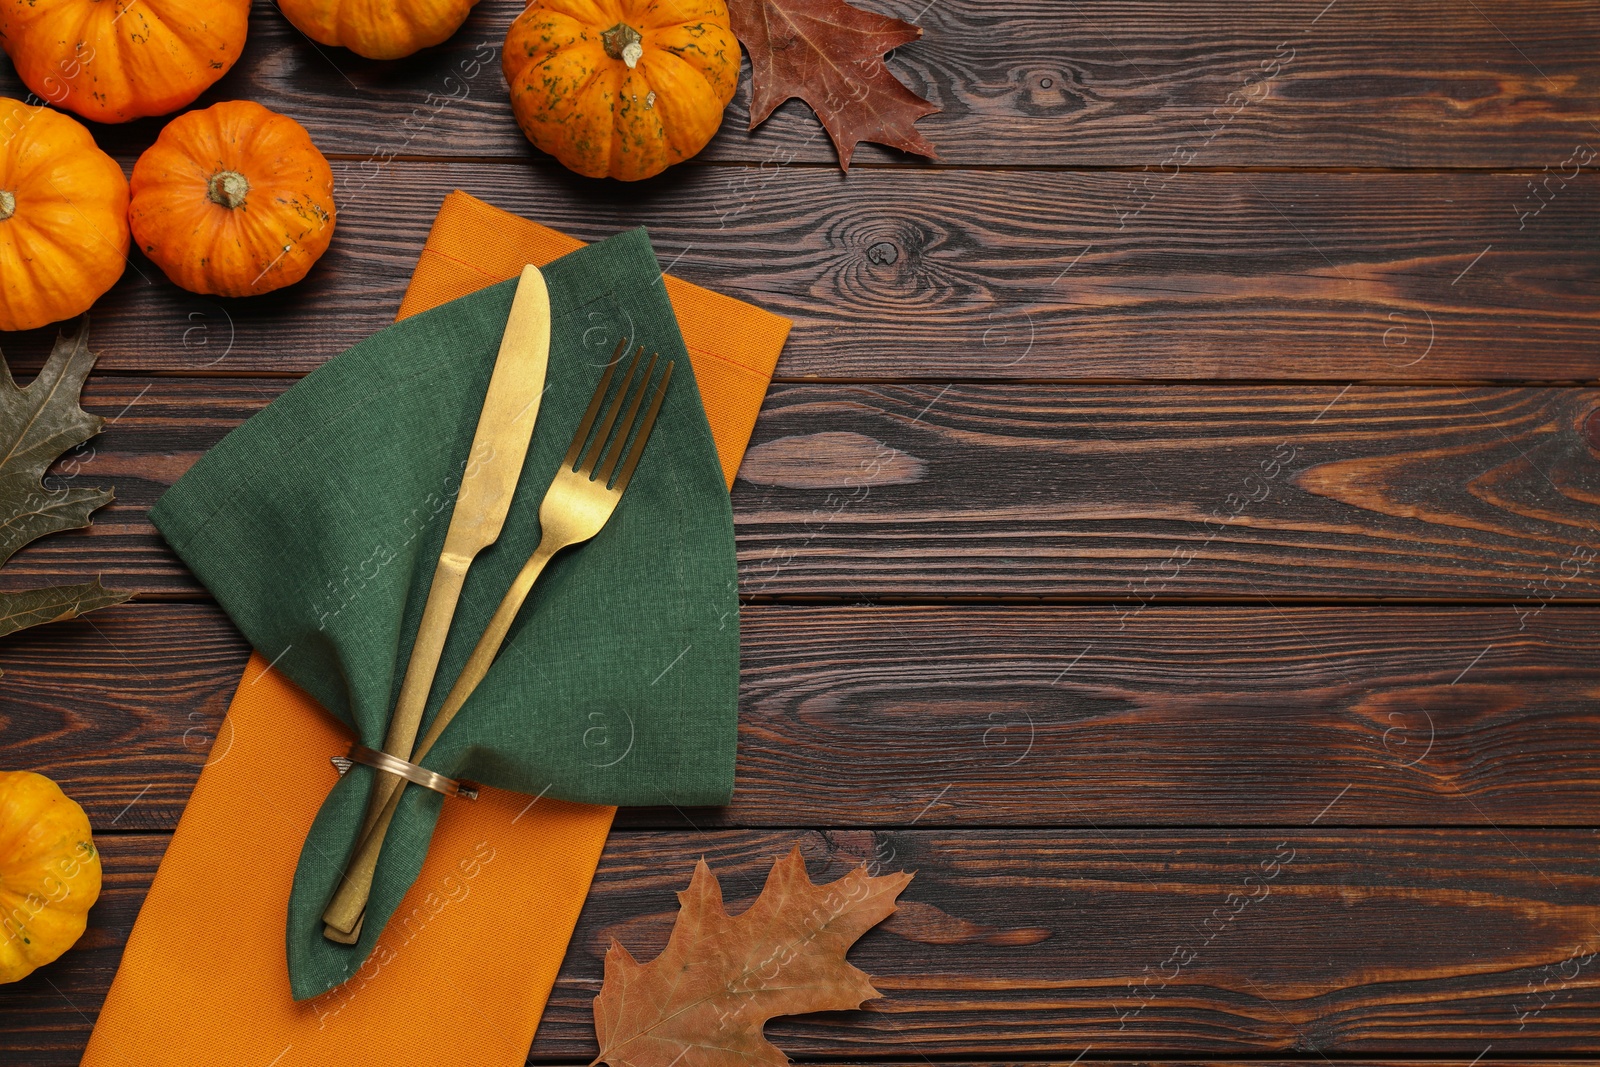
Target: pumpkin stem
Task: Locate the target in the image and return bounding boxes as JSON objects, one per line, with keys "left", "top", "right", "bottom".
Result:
{"left": 0, "top": 190, "right": 13, "bottom": 222}
{"left": 601, "top": 22, "right": 644, "bottom": 68}
{"left": 207, "top": 171, "right": 250, "bottom": 210}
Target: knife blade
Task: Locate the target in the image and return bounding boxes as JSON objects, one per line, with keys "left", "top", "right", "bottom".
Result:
{"left": 322, "top": 264, "right": 551, "bottom": 939}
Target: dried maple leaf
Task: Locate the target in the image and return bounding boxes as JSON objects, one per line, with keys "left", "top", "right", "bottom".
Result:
{"left": 592, "top": 844, "right": 912, "bottom": 1067}
{"left": 727, "top": 0, "right": 939, "bottom": 171}
{"left": 0, "top": 322, "right": 130, "bottom": 670}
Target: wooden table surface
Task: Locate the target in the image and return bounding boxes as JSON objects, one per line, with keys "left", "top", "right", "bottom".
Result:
{"left": 3, "top": 0, "right": 1600, "bottom": 1062}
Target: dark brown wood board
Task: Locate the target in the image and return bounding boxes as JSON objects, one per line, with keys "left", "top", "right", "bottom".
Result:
{"left": 0, "top": 1, "right": 1594, "bottom": 167}
{"left": 7, "top": 379, "right": 1600, "bottom": 600}
{"left": 1, "top": 0, "right": 1597, "bottom": 1061}
{"left": 1, "top": 164, "right": 1595, "bottom": 381}
{"left": 6, "top": 829, "right": 1599, "bottom": 1064}
{"left": 7, "top": 601, "right": 1600, "bottom": 832}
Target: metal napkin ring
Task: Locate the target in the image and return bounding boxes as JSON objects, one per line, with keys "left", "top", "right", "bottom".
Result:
{"left": 330, "top": 744, "right": 479, "bottom": 801}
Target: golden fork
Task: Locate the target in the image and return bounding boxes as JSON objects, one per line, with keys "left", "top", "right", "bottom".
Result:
{"left": 322, "top": 339, "right": 675, "bottom": 938}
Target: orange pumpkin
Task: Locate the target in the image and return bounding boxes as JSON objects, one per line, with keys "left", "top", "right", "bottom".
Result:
{"left": 275, "top": 0, "right": 480, "bottom": 60}
{"left": 503, "top": 0, "right": 739, "bottom": 182}
{"left": 0, "top": 99, "right": 129, "bottom": 332}
{"left": 0, "top": 0, "right": 250, "bottom": 124}
{"left": 129, "top": 101, "right": 336, "bottom": 299}
{"left": 0, "top": 771, "right": 102, "bottom": 985}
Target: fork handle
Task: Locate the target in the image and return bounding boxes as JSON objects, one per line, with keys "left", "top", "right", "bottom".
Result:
{"left": 321, "top": 533, "right": 564, "bottom": 937}
{"left": 416, "top": 533, "right": 562, "bottom": 760}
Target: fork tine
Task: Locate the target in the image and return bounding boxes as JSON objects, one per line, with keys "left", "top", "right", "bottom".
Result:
{"left": 578, "top": 346, "right": 641, "bottom": 474}
{"left": 612, "top": 361, "right": 674, "bottom": 494}
{"left": 597, "top": 352, "right": 659, "bottom": 486}
{"left": 564, "top": 338, "right": 628, "bottom": 468}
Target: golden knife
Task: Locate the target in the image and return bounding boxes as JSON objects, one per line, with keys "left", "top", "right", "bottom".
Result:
{"left": 322, "top": 264, "right": 552, "bottom": 941}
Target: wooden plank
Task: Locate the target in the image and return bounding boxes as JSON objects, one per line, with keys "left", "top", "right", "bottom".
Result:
{"left": 2, "top": 165, "right": 1596, "bottom": 381}
{"left": 736, "top": 382, "right": 1600, "bottom": 599}
{"left": 7, "top": 379, "right": 1600, "bottom": 600}
{"left": 0, "top": 604, "right": 250, "bottom": 832}
{"left": 0, "top": 1, "right": 1592, "bottom": 168}
{"left": 8, "top": 601, "right": 1600, "bottom": 832}
{"left": 9, "top": 829, "right": 1598, "bottom": 1062}
{"left": 557, "top": 829, "right": 1600, "bottom": 1055}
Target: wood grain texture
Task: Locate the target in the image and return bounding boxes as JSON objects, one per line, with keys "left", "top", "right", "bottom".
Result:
{"left": 0, "top": 2, "right": 1593, "bottom": 1063}
{"left": 7, "top": 829, "right": 1598, "bottom": 1063}
{"left": 7, "top": 601, "right": 1600, "bottom": 832}
{"left": 738, "top": 383, "right": 1600, "bottom": 598}
{"left": 0, "top": 1, "right": 1592, "bottom": 168}
{"left": 2, "top": 165, "right": 1596, "bottom": 381}
{"left": 9, "top": 379, "right": 1600, "bottom": 600}
{"left": 0, "top": 604, "right": 250, "bottom": 832}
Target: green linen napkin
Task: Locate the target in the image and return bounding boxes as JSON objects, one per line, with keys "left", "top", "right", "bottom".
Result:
{"left": 149, "top": 229, "right": 738, "bottom": 1000}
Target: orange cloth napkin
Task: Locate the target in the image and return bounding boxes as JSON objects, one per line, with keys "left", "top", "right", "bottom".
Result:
{"left": 83, "top": 192, "right": 787, "bottom": 1067}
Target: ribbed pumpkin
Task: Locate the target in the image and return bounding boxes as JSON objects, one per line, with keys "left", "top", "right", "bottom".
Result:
{"left": 504, "top": 0, "right": 739, "bottom": 181}
{"left": 0, "top": 99, "right": 129, "bottom": 332}
{"left": 0, "top": 0, "right": 250, "bottom": 124}
{"left": 275, "top": 0, "right": 479, "bottom": 60}
{"left": 0, "top": 771, "right": 102, "bottom": 985}
{"left": 129, "top": 101, "right": 336, "bottom": 299}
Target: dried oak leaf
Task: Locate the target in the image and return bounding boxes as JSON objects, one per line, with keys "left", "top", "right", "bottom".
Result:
{"left": 0, "top": 579, "right": 130, "bottom": 643}
{"left": 0, "top": 322, "right": 130, "bottom": 661}
{"left": 727, "top": 0, "right": 938, "bottom": 170}
{"left": 592, "top": 844, "right": 912, "bottom": 1067}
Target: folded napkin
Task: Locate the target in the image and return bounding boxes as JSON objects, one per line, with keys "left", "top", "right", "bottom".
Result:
{"left": 152, "top": 225, "right": 739, "bottom": 996}
{"left": 83, "top": 193, "right": 787, "bottom": 1065}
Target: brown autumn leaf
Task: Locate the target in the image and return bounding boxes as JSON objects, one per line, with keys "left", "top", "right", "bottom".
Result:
{"left": 592, "top": 844, "right": 912, "bottom": 1067}
{"left": 726, "top": 0, "right": 939, "bottom": 171}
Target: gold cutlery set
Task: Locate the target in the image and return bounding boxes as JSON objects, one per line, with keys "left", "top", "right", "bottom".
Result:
{"left": 321, "top": 265, "right": 674, "bottom": 941}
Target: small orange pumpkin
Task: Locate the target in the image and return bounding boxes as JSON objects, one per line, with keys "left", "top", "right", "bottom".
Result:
{"left": 0, "top": 771, "right": 102, "bottom": 985}
{"left": 0, "top": 99, "right": 129, "bottom": 332}
{"left": 503, "top": 0, "right": 739, "bottom": 182}
{"left": 0, "top": 0, "right": 250, "bottom": 124}
{"left": 129, "top": 101, "right": 336, "bottom": 299}
{"left": 275, "top": 0, "right": 480, "bottom": 60}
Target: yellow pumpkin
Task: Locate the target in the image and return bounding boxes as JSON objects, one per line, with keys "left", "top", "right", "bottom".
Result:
{"left": 129, "top": 100, "right": 336, "bottom": 298}
{"left": 275, "top": 0, "right": 480, "bottom": 60}
{"left": 504, "top": 0, "right": 739, "bottom": 181}
{"left": 0, "top": 98, "right": 129, "bottom": 332}
{"left": 0, "top": 771, "right": 101, "bottom": 984}
{"left": 0, "top": 0, "right": 251, "bottom": 124}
